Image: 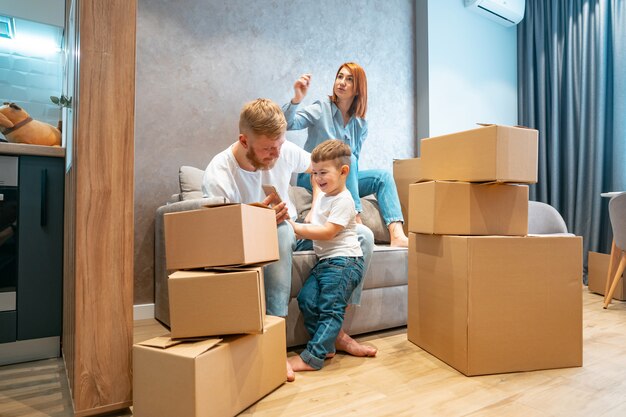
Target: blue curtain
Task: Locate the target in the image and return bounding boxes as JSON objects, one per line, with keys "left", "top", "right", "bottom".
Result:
{"left": 518, "top": 0, "right": 626, "bottom": 280}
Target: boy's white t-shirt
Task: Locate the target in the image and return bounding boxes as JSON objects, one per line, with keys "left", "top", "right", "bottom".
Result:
{"left": 311, "top": 189, "right": 363, "bottom": 259}
{"left": 202, "top": 141, "right": 310, "bottom": 219}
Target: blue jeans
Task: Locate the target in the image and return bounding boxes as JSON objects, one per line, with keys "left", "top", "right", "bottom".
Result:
{"left": 263, "top": 221, "right": 373, "bottom": 317}
{"left": 297, "top": 256, "right": 365, "bottom": 370}
{"left": 298, "top": 155, "right": 404, "bottom": 225}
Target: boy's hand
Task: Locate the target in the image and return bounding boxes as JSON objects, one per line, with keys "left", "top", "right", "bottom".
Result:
{"left": 292, "top": 73, "right": 312, "bottom": 104}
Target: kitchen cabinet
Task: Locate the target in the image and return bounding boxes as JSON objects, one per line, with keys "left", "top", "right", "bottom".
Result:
{"left": 0, "top": 149, "right": 64, "bottom": 364}
{"left": 17, "top": 156, "right": 64, "bottom": 340}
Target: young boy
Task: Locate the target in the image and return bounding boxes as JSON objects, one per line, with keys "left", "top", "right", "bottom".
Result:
{"left": 287, "top": 139, "right": 373, "bottom": 372}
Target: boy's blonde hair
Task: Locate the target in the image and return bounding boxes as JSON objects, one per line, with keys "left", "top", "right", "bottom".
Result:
{"left": 239, "top": 98, "right": 287, "bottom": 138}
{"left": 311, "top": 139, "right": 352, "bottom": 169}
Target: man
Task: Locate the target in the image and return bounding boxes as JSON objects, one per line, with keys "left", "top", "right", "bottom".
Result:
{"left": 202, "top": 98, "right": 376, "bottom": 381}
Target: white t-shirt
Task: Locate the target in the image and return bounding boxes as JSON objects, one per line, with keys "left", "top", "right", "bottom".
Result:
{"left": 202, "top": 140, "right": 310, "bottom": 219}
{"left": 310, "top": 189, "right": 362, "bottom": 259}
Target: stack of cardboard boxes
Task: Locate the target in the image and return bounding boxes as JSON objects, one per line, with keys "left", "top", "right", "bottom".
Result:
{"left": 394, "top": 124, "right": 583, "bottom": 376}
{"left": 133, "top": 203, "right": 287, "bottom": 417}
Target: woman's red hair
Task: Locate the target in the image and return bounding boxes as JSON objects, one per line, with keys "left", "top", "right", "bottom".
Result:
{"left": 330, "top": 62, "right": 367, "bottom": 119}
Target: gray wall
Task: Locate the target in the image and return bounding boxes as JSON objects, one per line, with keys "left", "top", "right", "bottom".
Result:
{"left": 134, "top": 0, "right": 417, "bottom": 304}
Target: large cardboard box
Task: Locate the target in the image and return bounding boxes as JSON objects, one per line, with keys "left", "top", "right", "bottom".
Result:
{"left": 587, "top": 251, "right": 626, "bottom": 300}
{"left": 169, "top": 267, "right": 266, "bottom": 339}
{"left": 419, "top": 124, "right": 538, "bottom": 183}
{"left": 133, "top": 316, "right": 286, "bottom": 417}
{"left": 407, "top": 233, "right": 582, "bottom": 376}
{"left": 408, "top": 181, "right": 528, "bottom": 236}
{"left": 164, "top": 203, "right": 279, "bottom": 270}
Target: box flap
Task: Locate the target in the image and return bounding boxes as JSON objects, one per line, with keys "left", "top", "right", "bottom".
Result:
{"left": 200, "top": 202, "right": 273, "bottom": 211}
{"left": 138, "top": 336, "right": 222, "bottom": 358}
{"left": 138, "top": 335, "right": 181, "bottom": 349}
{"left": 201, "top": 202, "right": 238, "bottom": 209}
{"left": 476, "top": 122, "right": 534, "bottom": 130}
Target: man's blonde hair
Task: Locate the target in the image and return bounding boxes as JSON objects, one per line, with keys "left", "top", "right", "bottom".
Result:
{"left": 311, "top": 139, "right": 352, "bottom": 169}
{"left": 239, "top": 98, "right": 287, "bottom": 138}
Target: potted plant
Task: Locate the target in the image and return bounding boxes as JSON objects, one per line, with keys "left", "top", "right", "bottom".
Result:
{"left": 50, "top": 94, "right": 72, "bottom": 132}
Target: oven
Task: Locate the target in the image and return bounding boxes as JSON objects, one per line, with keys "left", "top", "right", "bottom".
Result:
{"left": 0, "top": 155, "right": 18, "bottom": 315}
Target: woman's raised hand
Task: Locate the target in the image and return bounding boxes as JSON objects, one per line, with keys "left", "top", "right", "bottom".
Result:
{"left": 292, "top": 73, "right": 312, "bottom": 104}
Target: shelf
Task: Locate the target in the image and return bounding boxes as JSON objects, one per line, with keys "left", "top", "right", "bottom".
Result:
{"left": 0, "top": 143, "right": 65, "bottom": 158}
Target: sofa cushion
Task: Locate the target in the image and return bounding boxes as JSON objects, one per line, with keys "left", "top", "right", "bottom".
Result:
{"left": 179, "top": 165, "right": 205, "bottom": 201}
{"left": 288, "top": 186, "right": 391, "bottom": 244}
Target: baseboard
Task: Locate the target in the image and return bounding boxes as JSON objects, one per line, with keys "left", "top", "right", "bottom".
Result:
{"left": 133, "top": 303, "right": 155, "bottom": 320}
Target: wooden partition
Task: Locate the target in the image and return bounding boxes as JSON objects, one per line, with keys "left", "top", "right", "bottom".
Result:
{"left": 63, "top": 0, "right": 136, "bottom": 415}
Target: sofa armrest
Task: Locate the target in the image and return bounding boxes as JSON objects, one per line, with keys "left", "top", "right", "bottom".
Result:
{"left": 154, "top": 196, "right": 227, "bottom": 325}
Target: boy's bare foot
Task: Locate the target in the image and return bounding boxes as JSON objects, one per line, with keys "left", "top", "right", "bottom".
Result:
{"left": 288, "top": 354, "right": 317, "bottom": 372}
{"left": 335, "top": 330, "right": 377, "bottom": 357}
{"left": 286, "top": 359, "right": 295, "bottom": 382}
{"left": 388, "top": 222, "right": 408, "bottom": 247}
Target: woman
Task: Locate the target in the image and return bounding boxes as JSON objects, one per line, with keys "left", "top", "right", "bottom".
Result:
{"left": 282, "top": 62, "right": 408, "bottom": 247}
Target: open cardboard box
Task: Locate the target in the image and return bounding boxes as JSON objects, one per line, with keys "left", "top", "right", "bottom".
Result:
{"left": 408, "top": 233, "right": 582, "bottom": 376}
{"left": 164, "top": 203, "right": 279, "bottom": 270}
{"left": 408, "top": 181, "right": 528, "bottom": 236}
{"left": 133, "top": 316, "right": 286, "bottom": 417}
{"left": 168, "top": 266, "right": 266, "bottom": 339}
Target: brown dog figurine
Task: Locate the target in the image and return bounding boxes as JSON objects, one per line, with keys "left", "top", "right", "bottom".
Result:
{"left": 0, "top": 102, "right": 61, "bottom": 147}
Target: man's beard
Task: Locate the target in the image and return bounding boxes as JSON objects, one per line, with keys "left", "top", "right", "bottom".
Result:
{"left": 246, "top": 147, "right": 276, "bottom": 170}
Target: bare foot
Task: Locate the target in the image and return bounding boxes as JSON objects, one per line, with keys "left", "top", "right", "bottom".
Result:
{"left": 335, "top": 330, "right": 377, "bottom": 357}
{"left": 390, "top": 235, "right": 409, "bottom": 247}
{"left": 288, "top": 355, "right": 317, "bottom": 372}
{"left": 286, "top": 359, "right": 295, "bottom": 382}
{"left": 388, "top": 222, "right": 408, "bottom": 247}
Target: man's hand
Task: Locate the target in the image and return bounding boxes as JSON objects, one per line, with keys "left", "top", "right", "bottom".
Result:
{"left": 261, "top": 195, "right": 289, "bottom": 224}
{"left": 292, "top": 73, "right": 312, "bottom": 104}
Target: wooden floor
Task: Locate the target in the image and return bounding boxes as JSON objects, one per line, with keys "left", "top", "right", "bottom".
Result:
{"left": 2, "top": 289, "right": 626, "bottom": 417}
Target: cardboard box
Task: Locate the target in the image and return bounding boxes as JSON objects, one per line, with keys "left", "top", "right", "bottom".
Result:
{"left": 164, "top": 203, "right": 279, "bottom": 270}
{"left": 407, "top": 233, "right": 582, "bottom": 376}
{"left": 408, "top": 181, "right": 528, "bottom": 236}
{"left": 393, "top": 157, "right": 428, "bottom": 234}
{"left": 587, "top": 251, "right": 626, "bottom": 300}
{"left": 133, "top": 316, "right": 286, "bottom": 417}
{"left": 169, "top": 267, "right": 266, "bottom": 339}
{"left": 419, "top": 124, "right": 538, "bottom": 183}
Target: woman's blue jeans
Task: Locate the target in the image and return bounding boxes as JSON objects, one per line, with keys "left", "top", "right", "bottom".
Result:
{"left": 297, "top": 256, "right": 365, "bottom": 370}
{"left": 298, "top": 155, "right": 404, "bottom": 225}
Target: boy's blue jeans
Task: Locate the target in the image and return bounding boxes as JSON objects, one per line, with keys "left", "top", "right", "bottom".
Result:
{"left": 297, "top": 155, "right": 404, "bottom": 225}
{"left": 297, "top": 256, "right": 365, "bottom": 370}
{"left": 263, "top": 221, "right": 373, "bottom": 317}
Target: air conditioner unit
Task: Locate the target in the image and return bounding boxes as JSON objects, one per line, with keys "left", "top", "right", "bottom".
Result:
{"left": 464, "top": 0, "right": 526, "bottom": 27}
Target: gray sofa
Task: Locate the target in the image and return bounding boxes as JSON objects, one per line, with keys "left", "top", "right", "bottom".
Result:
{"left": 154, "top": 166, "right": 409, "bottom": 347}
